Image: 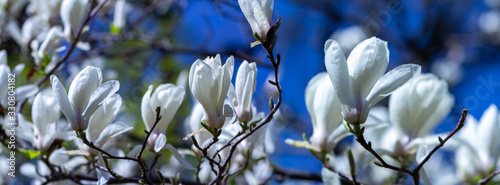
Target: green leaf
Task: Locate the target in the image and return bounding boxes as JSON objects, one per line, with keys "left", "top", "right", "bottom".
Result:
{"left": 19, "top": 148, "right": 41, "bottom": 159}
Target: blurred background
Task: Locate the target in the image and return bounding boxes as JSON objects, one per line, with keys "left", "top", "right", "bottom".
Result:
{"left": 2, "top": 0, "right": 500, "bottom": 184}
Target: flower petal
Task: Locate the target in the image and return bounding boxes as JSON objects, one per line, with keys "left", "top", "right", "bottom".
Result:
{"left": 81, "top": 80, "right": 120, "bottom": 130}
{"left": 154, "top": 133, "right": 167, "bottom": 153}
{"left": 0, "top": 65, "right": 11, "bottom": 106}
{"left": 189, "top": 60, "right": 218, "bottom": 114}
{"left": 87, "top": 94, "right": 122, "bottom": 142}
{"left": 347, "top": 37, "right": 389, "bottom": 100}
{"left": 32, "top": 89, "right": 60, "bottom": 135}
{"left": 141, "top": 85, "right": 155, "bottom": 130}
{"left": 306, "top": 72, "right": 342, "bottom": 152}
{"left": 477, "top": 104, "right": 500, "bottom": 157}
{"left": 14, "top": 84, "right": 39, "bottom": 101}
{"left": 165, "top": 143, "right": 196, "bottom": 170}
{"left": 324, "top": 39, "right": 357, "bottom": 122}
{"left": 0, "top": 50, "right": 6, "bottom": 65}
{"left": 155, "top": 84, "right": 185, "bottom": 134}
{"left": 68, "top": 66, "right": 102, "bottom": 116}
{"left": 51, "top": 75, "right": 78, "bottom": 130}
{"left": 94, "top": 122, "right": 132, "bottom": 148}
{"left": 366, "top": 64, "right": 421, "bottom": 107}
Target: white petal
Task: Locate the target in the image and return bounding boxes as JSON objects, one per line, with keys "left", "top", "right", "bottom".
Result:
{"left": 154, "top": 133, "right": 167, "bottom": 152}
{"left": 94, "top": 122, "right": 132, "bottom": 148}
{"left": 189, "top": 60, "right": 218, "bottom": 114}
{"left": 0, "top": 65, "right": 11, "bottom": 106}
{"left": 48, "top": 148, "right": 69, "bottom": 165}
{"left": 141, "top": 85, "right": 155, "bottom": 130}
{"left": 32, "top": 89, "right": 60, "bottom": 135}
{"left": 96, "top": 168, "right": 111, "bottom": 185}
{"left": 347, "top": 37, "right": 389, "bottom": 100}
{"left": 68, "top": 66, "right": 102, "bottom": 117}
{"left": 226, "top": 83, "right": 238, "bottom": 108}
{"left": 0, "top": 50, "right": 6, "bottom": 65}
{"left": 51, "top": 75, "right": 78, "bottom": 130}
{"left": 306, "top": 72, "right": 342, "bottom": 152}
{"left": 165, "top": 143, "right": 195, "bottom": 170}
{"left": 87, "top": 94, "right": 122, "bottom": 142}
{"left": 14, "top": 85, "right": 39, "bottom": 102}
{"left": 17, "top": 114, "right": 34, "bottom": 141}
{"left": 155, "top": 85, "right": 185, "bottom": 135}
{"left": 324, "top": 39, "right": 357, "bottom": 122}
{"left": 366, "top": 64, "right": 421, "bottom": 107}
{"left": 218, "top": 56, "right": 234, "bottom": 109}
{"left": 478, "top": 104, "right": 500, "bottom": 156}
{"left": 81, "top": 80, "right": 120, "bottom": 130}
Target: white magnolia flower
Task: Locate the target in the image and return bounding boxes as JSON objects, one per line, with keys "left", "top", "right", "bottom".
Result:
{"left": 189, "top": 54, "right": 234, "bottom": 129}
{"left": 51, "top": 66, "right": 120, "bottom": 131}
{"left": 141, "top": 84, "right": 185, "bottom": 152}
{"left": 229, "top": 60, "right": 257, "bottom": 122}
{"left": 34, "top": 26, "right": 63, "bottom": 66}
{"left": 325, "top": 37, "right": 421, "bottom": 124}
{"left": 238, "top": 0, "right": 274, "bottom": 39}
{"left": 389, "top": 74, "right": 454, "bottom": 139}
{"left": 306, "top": 72, "right": 345, "bottom": 152}
{"left": 455, "top": 104, "right": 500, "bottom": 182}
{"left": 30, "top": 89, "right": 68, "bottom": 151}
{"left": 60, "top": 0, "right": 88, "bottom": 41}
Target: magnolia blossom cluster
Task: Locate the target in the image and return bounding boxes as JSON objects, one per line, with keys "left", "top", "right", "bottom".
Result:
{"left": 286, "top": 36, "right": 500, "bottom": 184}
{"left": 1, "top": 0, "right": 500, "bottom": 184}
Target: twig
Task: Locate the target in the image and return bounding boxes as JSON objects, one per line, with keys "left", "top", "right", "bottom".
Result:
{"left": 478, "top": 169, "right": 500, "bottom": 185}
{"left": 272, "top": 166, "right": 322, "bottom": 182}
{"left": 212, "top": 21, "right": 284, "bottom": 184}
{"left": 355, "top": 132, "right": 412, "bottom": 174}
{"left": 148, "top": 153, "right": 162, "bottom": 180}
{"left": 136, "top": 106, "right": 162, "bottom": 184}
{"left": 81, "top": 137, "right": 136, "bottom": 161}
{"left": 323, "top": 162, "right": 355, "bottom": 183}
{"left": 409, "top": 109, "right": 468, "bottom": 184}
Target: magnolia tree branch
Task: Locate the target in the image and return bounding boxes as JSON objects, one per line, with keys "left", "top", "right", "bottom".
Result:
{"left": 478, "top": 169, "right": 500, "bottom": 185}
{"left": 210, "top": 20, "right": 284, "bottom": 185}
{"left": 323, "top": 162, "right": 355, "bottom": 183}
{"left": 409, "top": 109, "right": 468, "bottom": 184}
{"left": 352, "top": 109, "right": 468, "bottom": 185}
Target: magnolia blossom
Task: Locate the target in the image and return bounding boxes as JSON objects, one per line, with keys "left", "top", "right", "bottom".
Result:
{"left": 306, "top": 72, "right": 345, "bottom": 152}
{"left": 238, "top": 0, "right": 274, "bottom": 39}
{"left": 17, "top": 89, "right": 73, "bottom": 151}
{"left": 228, "top": 60, "right": 257, "bottom": 122}
{"left": 51, "top": 66, "right": 120, "bottom": 131}
{"left": 325, "top": 37, "right": 421, "bottom": 124}
{"left": 189, "top": 54, "right": 234, "bottom": 129}
{"left": 142, "top": 84, "right": 185, "bottom": 152}
{"left": 60, "top": 0, "right": 88, "bottom": 41}
{"left": 34, "top": 26, "right": 63, "bottom": 66}
{"left": 455, "top": 105, "right": 500, "bottom": 182}
{"left": 389, "top": 74, "right": 454, "bottom": 139}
